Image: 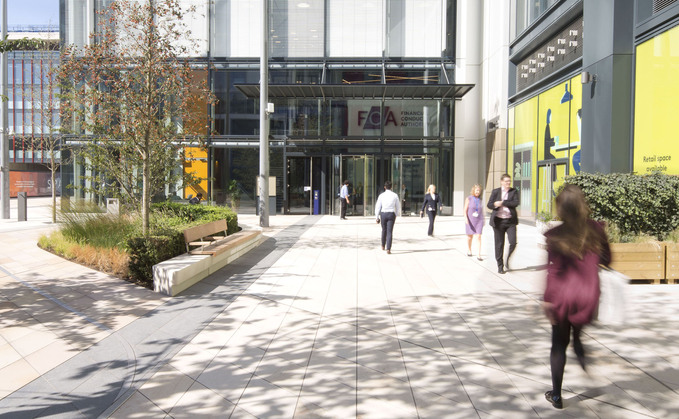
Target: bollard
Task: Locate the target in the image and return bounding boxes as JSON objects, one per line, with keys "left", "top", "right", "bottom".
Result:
{"left": 18, "top": 192, "right": 27, "bottom": 221}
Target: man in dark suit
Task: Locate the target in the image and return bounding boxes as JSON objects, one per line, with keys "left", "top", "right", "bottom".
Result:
{"left": 487, "top": 174, "right": 520, "bottom": 274}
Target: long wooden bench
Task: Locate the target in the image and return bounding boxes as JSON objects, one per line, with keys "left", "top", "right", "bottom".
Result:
{"left": 154, "top": 222, "right": 262, "bottom": 296}
{"left": 184, "top": 219, "right": 229, "bottom": 254}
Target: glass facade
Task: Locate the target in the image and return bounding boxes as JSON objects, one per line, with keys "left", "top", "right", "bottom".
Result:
{"left": 61, "top": 0, "right": 459, "bottom": 214}
{"left": 511, "top": 0, "right": 559, "bottom": 40}
{"left": 7, "top": 51, "right": 61, "bottom": 162}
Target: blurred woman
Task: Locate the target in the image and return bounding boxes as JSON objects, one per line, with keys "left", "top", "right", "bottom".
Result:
{"left": 463, "top": 184, "right": 484, "bottom": 259}
{"left": 420, "top": 184, "right": 442, "bottom": 236}
{"left": 543, "top": 184, "right": 611, "bottom": 409}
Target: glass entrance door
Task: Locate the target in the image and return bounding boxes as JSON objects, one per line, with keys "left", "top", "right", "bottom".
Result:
{"left": 331, "top": 155, "right": 375, "bottom": 216}
{"left": 392, "top": 155, "right": 438, "bottom": 216}
{"left": 537, "top": 160, "right": 567, "bottom": 216}
{"left": 287, "top": 157, "right": 311, "bottom": 214}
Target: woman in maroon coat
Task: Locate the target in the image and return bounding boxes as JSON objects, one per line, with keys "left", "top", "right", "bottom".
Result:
{"left": 543, "top": 185, "right": 611, "bottom": 409}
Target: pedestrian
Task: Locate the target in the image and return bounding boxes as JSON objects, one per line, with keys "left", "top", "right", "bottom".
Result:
{"left": 487, "top": 173, "right": 519, "bottom": 274}
{"left": 543, "top": 184, "right": 611, "bottom": 409}
{"left": 463, "top": 184, "right": 484, "bottom": 259}
{"left": 375, "top": 180, "right": 401, "bottom": 254}
{"left": 189, "top": 193, "right": 203, "bottom": 205}
{"left": 339, "top": 180, "right": 350, "bottom": 219}
{"left": 420, "top": 184, "right": 442, "bottom": 236}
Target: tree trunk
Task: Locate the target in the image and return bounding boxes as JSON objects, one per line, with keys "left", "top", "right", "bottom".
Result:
{"left": 142, "top": 158, "right": 150, "bottom": 235}
{"left": 51, "top": 164, "right": 57, "bottom": 224}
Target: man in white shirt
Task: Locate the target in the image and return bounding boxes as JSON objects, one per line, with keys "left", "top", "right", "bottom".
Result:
{"left": 339, "top": 180, "right": 350, "bottom": 220}
{"left": 375, "top": 180, "right": 401, "bottom": 254}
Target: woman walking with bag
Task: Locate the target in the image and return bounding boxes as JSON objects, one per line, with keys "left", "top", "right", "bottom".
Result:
{"left": 543, "top": 184, "right": 611, "bottom": 409}
{"left": 420, "top": 184, "right": 442, "bottom": 236}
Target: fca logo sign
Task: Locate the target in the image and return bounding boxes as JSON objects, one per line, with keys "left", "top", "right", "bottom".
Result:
{"left": 358, "top": 106, "right": 398, "bottom": 129}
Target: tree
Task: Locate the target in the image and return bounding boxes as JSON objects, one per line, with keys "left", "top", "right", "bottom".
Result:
{"left": 59, "top": 0, "right": 215, "bottom": 234}
{"left": 31, "top": 47, "right": 64, "bottom": 223}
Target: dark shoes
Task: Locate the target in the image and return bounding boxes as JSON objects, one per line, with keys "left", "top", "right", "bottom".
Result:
{"left": 498, "top": 267, "right": 506, "bottom": 274}
{"left": 545, "top": 391, "right": 563, "bottom": 409}
{"left": 386, "top": 250, "right": 391, "bottom": 254}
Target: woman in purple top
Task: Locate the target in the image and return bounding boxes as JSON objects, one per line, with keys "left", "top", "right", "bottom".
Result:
{"left": 543, "top": 185, "right": 611, "bottom": 409}
{"left": 463, "top": 184, "right": 484, "bottom": 259}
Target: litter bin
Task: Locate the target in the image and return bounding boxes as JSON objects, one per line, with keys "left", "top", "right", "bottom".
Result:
{"left": 18, "top": 192, "right": 27, "bottom": 221}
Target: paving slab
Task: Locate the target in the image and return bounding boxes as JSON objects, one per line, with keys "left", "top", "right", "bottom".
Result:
{"left": 0, "top": 201, "right": 678, "bottom": 418}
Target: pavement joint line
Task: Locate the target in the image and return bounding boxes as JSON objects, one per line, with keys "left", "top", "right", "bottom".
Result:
{"left": 0, "top": 264, "right": 110, "bottom": 332}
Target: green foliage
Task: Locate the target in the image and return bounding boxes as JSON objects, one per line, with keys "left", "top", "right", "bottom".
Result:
{"left": 536, "top": 210, "right": 557, "bottom": 223}
{"left": 125, "top": 202, "right": 239, "bottom": 285}
{"left": 151, "top": 202, "right": 238, "bottom": 234}
{"left": 0, "top": 37, "right": 59, "bottom": 52}
{"left": 563, "top": 172, "right": 679, "bottom": 241}
{"left": 58, "top": 208, "right": 137, "bottom": 250}
{"left": 127, "top": 234, "right": 184, "bottom": 286}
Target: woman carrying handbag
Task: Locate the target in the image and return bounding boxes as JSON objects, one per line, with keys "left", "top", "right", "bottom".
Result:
{"left": 542, "top": 184, "right": 611, "bottom": 409}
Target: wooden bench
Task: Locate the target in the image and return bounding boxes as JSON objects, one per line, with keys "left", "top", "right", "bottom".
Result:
{"left": 184, "top": 219, "right": 229, "bottom": 255}
{"left": 155, "top": 224, "right": 263, "bottom": 296}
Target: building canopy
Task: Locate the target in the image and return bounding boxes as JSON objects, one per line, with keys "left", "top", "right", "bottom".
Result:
{"left": 235, "top": 83, "right": 474, "bottom": 100}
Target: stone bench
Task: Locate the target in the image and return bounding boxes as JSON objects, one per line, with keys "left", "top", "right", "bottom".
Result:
{"left": 153, "top": 226, "right": 262, "bottom": 296}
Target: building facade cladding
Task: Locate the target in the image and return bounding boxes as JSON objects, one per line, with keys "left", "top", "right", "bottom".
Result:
{"left": 5, "top": 46, "right": 61, "bottom": 197}
{"left": 507, "top": 0, "right": 679, "bottom": 219}
{"left": 61, "top": 0, "right": 463, "bottom": 215}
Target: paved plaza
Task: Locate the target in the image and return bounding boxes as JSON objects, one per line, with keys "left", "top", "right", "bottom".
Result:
{"left": 1, "top": 198, "right": 678, "bottom": 418}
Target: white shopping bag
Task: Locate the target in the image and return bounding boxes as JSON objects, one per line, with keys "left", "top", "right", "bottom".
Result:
{"left": 597, "top": 267, "right": 629, "bottom": 326}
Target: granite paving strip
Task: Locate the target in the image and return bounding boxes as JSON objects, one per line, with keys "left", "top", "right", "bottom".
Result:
{"left": 0, "top": 216, "right": 317, "bottom": 418}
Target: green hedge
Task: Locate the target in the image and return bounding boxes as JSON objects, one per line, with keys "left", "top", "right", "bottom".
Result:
{"left": 127, "top": 232, "right": 184, "bottom": 286}
{"left": 563, "top": 172, "right": 679, "bottom": 240}
{"left": 150, "top": 202, "right": 239, "bottom": 234}
{"left": 127, "top": 203, "right": 239, "bottom": 284}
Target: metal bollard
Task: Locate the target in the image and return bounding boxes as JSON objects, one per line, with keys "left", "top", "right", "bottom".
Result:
{"left": 18, "top": 192, "right": 27, "bottom": 221}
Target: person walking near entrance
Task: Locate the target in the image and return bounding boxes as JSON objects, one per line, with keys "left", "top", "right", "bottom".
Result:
{"left": 487, "top": 174, "right": 520, "bottom": 274}
{"left": 543, "top": 184, "right": 611, "bottom": 409}
{"left": 464, "top": 184, "right": 484, "bottom": 259}
{"left": 420, "top": 184, "right": 442, "bottom": 236}
{"left": 375, "top": 180, "right": 401, "bottom": 254}
{"left": 339, "top": 180, "right": 350, "bottom": 220}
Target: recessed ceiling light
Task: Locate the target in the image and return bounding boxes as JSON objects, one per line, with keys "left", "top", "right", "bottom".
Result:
{"left": 298, "top": 2, "right": 310, "bottom": 8}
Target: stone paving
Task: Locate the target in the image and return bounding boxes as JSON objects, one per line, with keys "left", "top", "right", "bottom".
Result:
{"left": 0, "top": 198, "right": 678, "bottom": 418}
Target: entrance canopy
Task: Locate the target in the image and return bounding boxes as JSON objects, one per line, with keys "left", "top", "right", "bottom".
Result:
{"left": 235, "top": 83, "right": 474, "bottom": 100}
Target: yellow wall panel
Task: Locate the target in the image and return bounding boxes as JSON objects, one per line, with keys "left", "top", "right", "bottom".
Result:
{"left": 634, "top": 24, "right": 679, "bottom": 175}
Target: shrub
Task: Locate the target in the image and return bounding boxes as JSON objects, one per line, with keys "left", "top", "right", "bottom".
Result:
{"left": 126, "top": 202, "right": 239, "bottom": 286}
{"left": 564, "top": 172, "right": 679, "bottom": 241}
{"left": 151, "top": 201, "right": 238, "bottom": 234}
{"left": 127, "top": 232, "right": 184, "bottom": 286}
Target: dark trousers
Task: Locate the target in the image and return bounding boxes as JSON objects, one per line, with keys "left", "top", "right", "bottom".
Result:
{"left": 340, "top": 198, "right": 347, "bottom": 219}
{"left": 550, "top": 321, "right": 584, "bottom": 398}
{"left": 380, "top": 211, "right": 396, "bottom": 250}
{"left": 493, "top": 218, "right": 517, "bottom": 269}
{"left": 427, "top": 211, "right": 436, "bottom": 236}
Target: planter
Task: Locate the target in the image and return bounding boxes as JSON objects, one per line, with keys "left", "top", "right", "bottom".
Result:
{"left": 609, "top": 242, "right": 665, "bottom": 284}
{"left": 666, "top": 242, "right": 679, "bottom": 284}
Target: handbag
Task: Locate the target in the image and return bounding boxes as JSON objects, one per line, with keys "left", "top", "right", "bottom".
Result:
{"left": 596, "top": 266, "right": 629, "bottom": 326}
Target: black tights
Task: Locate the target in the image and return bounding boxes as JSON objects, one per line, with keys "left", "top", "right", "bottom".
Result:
{"left": 550, "top": 322, "right": 584, "bottom": 398}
